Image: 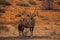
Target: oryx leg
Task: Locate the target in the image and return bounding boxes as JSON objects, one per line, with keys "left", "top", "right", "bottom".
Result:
{"left": 30, "top": 27, "right": 34, "bottom": 37}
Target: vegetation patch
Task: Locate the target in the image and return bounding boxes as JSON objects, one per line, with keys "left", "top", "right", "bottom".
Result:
{"left": 28, "top": 0, "right": 37, "bottom": 5}
{"left": 0, "top": 0, "right": 11, "bottom": 6}
{"left": 0, "top": 9, "right": 5, "bottom": 13}
{"left": 16, "top": 1, "right": 29, "bottom": 7}
{"left": 56, "top": 2, "right": 60, "bottom": 5}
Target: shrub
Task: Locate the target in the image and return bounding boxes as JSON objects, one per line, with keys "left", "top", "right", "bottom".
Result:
{"left": 0, "top": 0, "right": 11, "bottom": 6}
{"left": 0, "top": 9, "right": 5, "bottom": 13}
{"left": 28, "top": 0, "right": 37, "bottom": 5}
{"left": 56, "top": 2, "right": 60, "bottom": 5}
{"left": 16, "top": 1, "right": 29, "bottom": 7}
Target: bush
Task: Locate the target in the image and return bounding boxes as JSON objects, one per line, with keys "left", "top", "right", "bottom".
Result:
{"left": 0, "top": 0, "right": 11, "bottom": 6}
{"left": 0, "top": 9, "right": 5, "bottom": 13}
{"left": 16, "top": 1, "right": 29, "bottom": 7}
{"left": 56, "top": 2, "right": 60, "bottom": 5}
{"left": 28, "top": 0, "right": 37, "bottom": 5}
